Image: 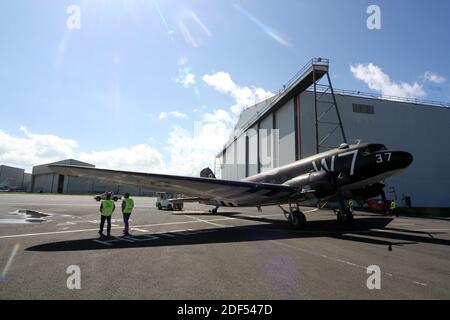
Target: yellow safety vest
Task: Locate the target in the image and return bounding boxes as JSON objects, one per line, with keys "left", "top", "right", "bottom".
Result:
{"left": 390, "top": 201, "right": 397, "bottom": 210}
{"left": 123, "top": 198, "right": 134, "bottom": 214}
{"left": 101, "top": 199, "right": 115, "bottom": 217}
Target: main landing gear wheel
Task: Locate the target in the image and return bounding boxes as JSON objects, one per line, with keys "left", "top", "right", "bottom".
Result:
{"left": 289, "top": 210, "right": 307, "bottom": 229}
{"left": 280, "top": 204, "right": 307, "bottom": 229}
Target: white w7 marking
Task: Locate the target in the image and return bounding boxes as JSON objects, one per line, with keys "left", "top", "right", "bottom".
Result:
{"left": 338, "top": 150, "right": 358, "bottom": 176}
{"left": 312, "top": 156, "right": 336, "bottom": 173}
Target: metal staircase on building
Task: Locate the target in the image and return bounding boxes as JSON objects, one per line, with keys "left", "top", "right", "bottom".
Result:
{"left": 310, "top": 60, "right": 347, "bottom": 153}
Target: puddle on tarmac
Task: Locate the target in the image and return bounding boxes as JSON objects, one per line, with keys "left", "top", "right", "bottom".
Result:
{"left": 0, "top": 210, "right": 53, "bottom": 224}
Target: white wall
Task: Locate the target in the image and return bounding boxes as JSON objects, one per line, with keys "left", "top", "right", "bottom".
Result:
{"left": 247, "top": 124, "right": 259, "bottom": 176}
{"left": 275, "top": 99, "right": 296, "bottom": 166}
{"left": 259, "top": 113, "right": 274, "bottom": 173}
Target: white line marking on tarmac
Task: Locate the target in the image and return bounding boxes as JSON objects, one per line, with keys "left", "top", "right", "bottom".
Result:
{"left": 415, "top": 228, "right": 450, "bottom": 232}
{"left": 0, "top": 221, "right": 203, "bottom": 239}
{"left": 131, "top": 228, "right": 149, "bottom": 233}
{"left": 248, "top": 213, "right": 281, "bottom": 218}
{"left": 183, "top": 214, "right": 226, "bottom": 228}
{"left": 3, "top": 203, "right": 100, "bottom": 207}
{"left": 414, "top": 281, "right": 428, "bottom": 286}
{"left": 0, "top": 213, "right": 278, "bottom": 240}
{"left": 303, "top": 208, "right": 319, "bottom": 213}
{"left": 0, "top": 216, "right": 242, "bottom": 239}
{"left": 1, "top": 243, "right": 20, "bottom": 280}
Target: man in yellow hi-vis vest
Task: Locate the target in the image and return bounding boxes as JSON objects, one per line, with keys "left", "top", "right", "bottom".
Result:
{"left": 121, "top": 193, "right": 134, "bottom": 236}
{"left": 99, "top": 192, "right": 115, "bottom": 238}
{"left": 389, "top": 199, "right": 398, "bottom": 217}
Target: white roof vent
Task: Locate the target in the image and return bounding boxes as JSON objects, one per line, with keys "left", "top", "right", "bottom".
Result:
{"left": 338, "top": 143, "right": 350, "bottom": 150}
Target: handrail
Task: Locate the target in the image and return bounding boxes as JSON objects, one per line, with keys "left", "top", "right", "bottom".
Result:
{"left": 233, "top": 58, "right": 329, "bottom": 133}
{"left": 314, "top": 87, "right": 450, "bottom": 109}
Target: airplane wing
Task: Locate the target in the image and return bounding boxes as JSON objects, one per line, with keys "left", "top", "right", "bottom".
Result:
{"left": 48, "top": 165, "right": 296, "bottom": 206}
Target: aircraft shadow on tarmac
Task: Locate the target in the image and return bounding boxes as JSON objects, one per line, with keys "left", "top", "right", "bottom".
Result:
{"left": 26, "top": 215, "right": 450, "bottom": 252}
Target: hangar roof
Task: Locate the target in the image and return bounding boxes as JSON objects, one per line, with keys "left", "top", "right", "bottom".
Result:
{"left": 32, "top": 159, "right": 94, "bottom": 175}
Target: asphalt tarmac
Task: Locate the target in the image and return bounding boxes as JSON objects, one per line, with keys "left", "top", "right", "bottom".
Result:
{"left": 0, "top": 193, "right": 449, "bottom": 300}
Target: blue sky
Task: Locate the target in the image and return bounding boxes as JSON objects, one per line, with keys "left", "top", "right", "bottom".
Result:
{"left": 0, "top": 0, "right": 449, "bottom": 174}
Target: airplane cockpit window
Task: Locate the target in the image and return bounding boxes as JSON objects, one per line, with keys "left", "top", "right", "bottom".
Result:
{"left": 368, "top": 144, "right": 387, "bottom": 152}
{"left": 360, "top": 144, "right": 388, "bottom": 156}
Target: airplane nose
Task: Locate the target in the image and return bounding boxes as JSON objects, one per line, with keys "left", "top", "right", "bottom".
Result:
{"left": 393, "top": 151, "right": 413, "bottom": 169}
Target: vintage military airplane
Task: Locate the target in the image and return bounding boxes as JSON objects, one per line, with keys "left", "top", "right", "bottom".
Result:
{"left": 49, "top": 143, "right": 413, "bottom": 229}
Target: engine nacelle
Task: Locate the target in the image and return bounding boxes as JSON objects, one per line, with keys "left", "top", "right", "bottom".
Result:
{"left": 284, "top": 171, "right": 337, "bottom": 199}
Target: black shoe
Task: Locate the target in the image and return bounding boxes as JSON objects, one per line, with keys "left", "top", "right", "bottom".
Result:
{"left": 123, "top": 232, "right": 131, "bottom": 237}
{"left": 98, "top": 232, "right": 105, "bottom": 239}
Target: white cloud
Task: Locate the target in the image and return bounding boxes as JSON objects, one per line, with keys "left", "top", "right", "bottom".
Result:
{"left": 0, "top": 127, "right": 164, "bottom": 173}
{"left": 164, "top": 71, "right": 273, "bottom": 176}
{"left": 164, "top": 110, "right": 235, "bottom": 176}
{"left": 203, "top": 109, "right": 234, "bottom": 124}
{"left": 422, "top": 71, "right": 446, "bottom": 85}
{"left": 173, "top": 57, "right": 197, "bottom": 89}
{"left": 158, "top": 111, "right": 187, "bottom": 120}
{"left": 350, "top": 63, "right": 426, "bottom": 98}
{"left": 0, "top": 127, "right": 78, "bottom": 171}
{"left": 203, "top": 72, "right": 274, "bottom": 114}
{"left": 78, "top": 145, "right": 164, "bottom": 173}
{"left": 1, "top": 71, "right": 271, "bottom": 178}
{"left": 174, "top": 72, "right": 196, "bottom": 88}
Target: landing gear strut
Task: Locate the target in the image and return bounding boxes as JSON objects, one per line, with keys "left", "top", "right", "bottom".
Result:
{"left": 209, "top": 206, "right": 219, "bottom": 214}
{"left": 335, "top": 192, "right": 354, "bottom": 223}
{"left": 280, "top": 202, "right": 307, "bottom": 229}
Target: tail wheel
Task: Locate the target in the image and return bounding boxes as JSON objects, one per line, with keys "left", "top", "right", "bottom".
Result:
{"left": 168, "top": 204, "right": 173, "bottom": 211}
{"left": 157, "top": 203, "right": 162, "bottom": 210}
{"left": 289, "top": 210, "right": 307, "bottom": 229}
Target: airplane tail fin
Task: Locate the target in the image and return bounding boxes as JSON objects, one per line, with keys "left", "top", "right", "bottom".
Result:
{"left": 200, "top": 167, "right": 216, "bottom": 179}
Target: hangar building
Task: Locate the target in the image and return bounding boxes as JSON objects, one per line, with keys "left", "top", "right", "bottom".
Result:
{"left": 31, "top": 159, "right": 153, "bottom": 196}
{"left": 0, "top": 165, "right": 31, "bottom": 191}
{"left": 217, "top": 59, "right": 450, "bottom": 208}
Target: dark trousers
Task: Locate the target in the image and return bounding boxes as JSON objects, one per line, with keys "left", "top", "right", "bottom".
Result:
{"left": 99, "top": 216, "right": 112, "bottom": 235}
{"left": 123, "top": 213, "right": 131, "bottom": 233}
